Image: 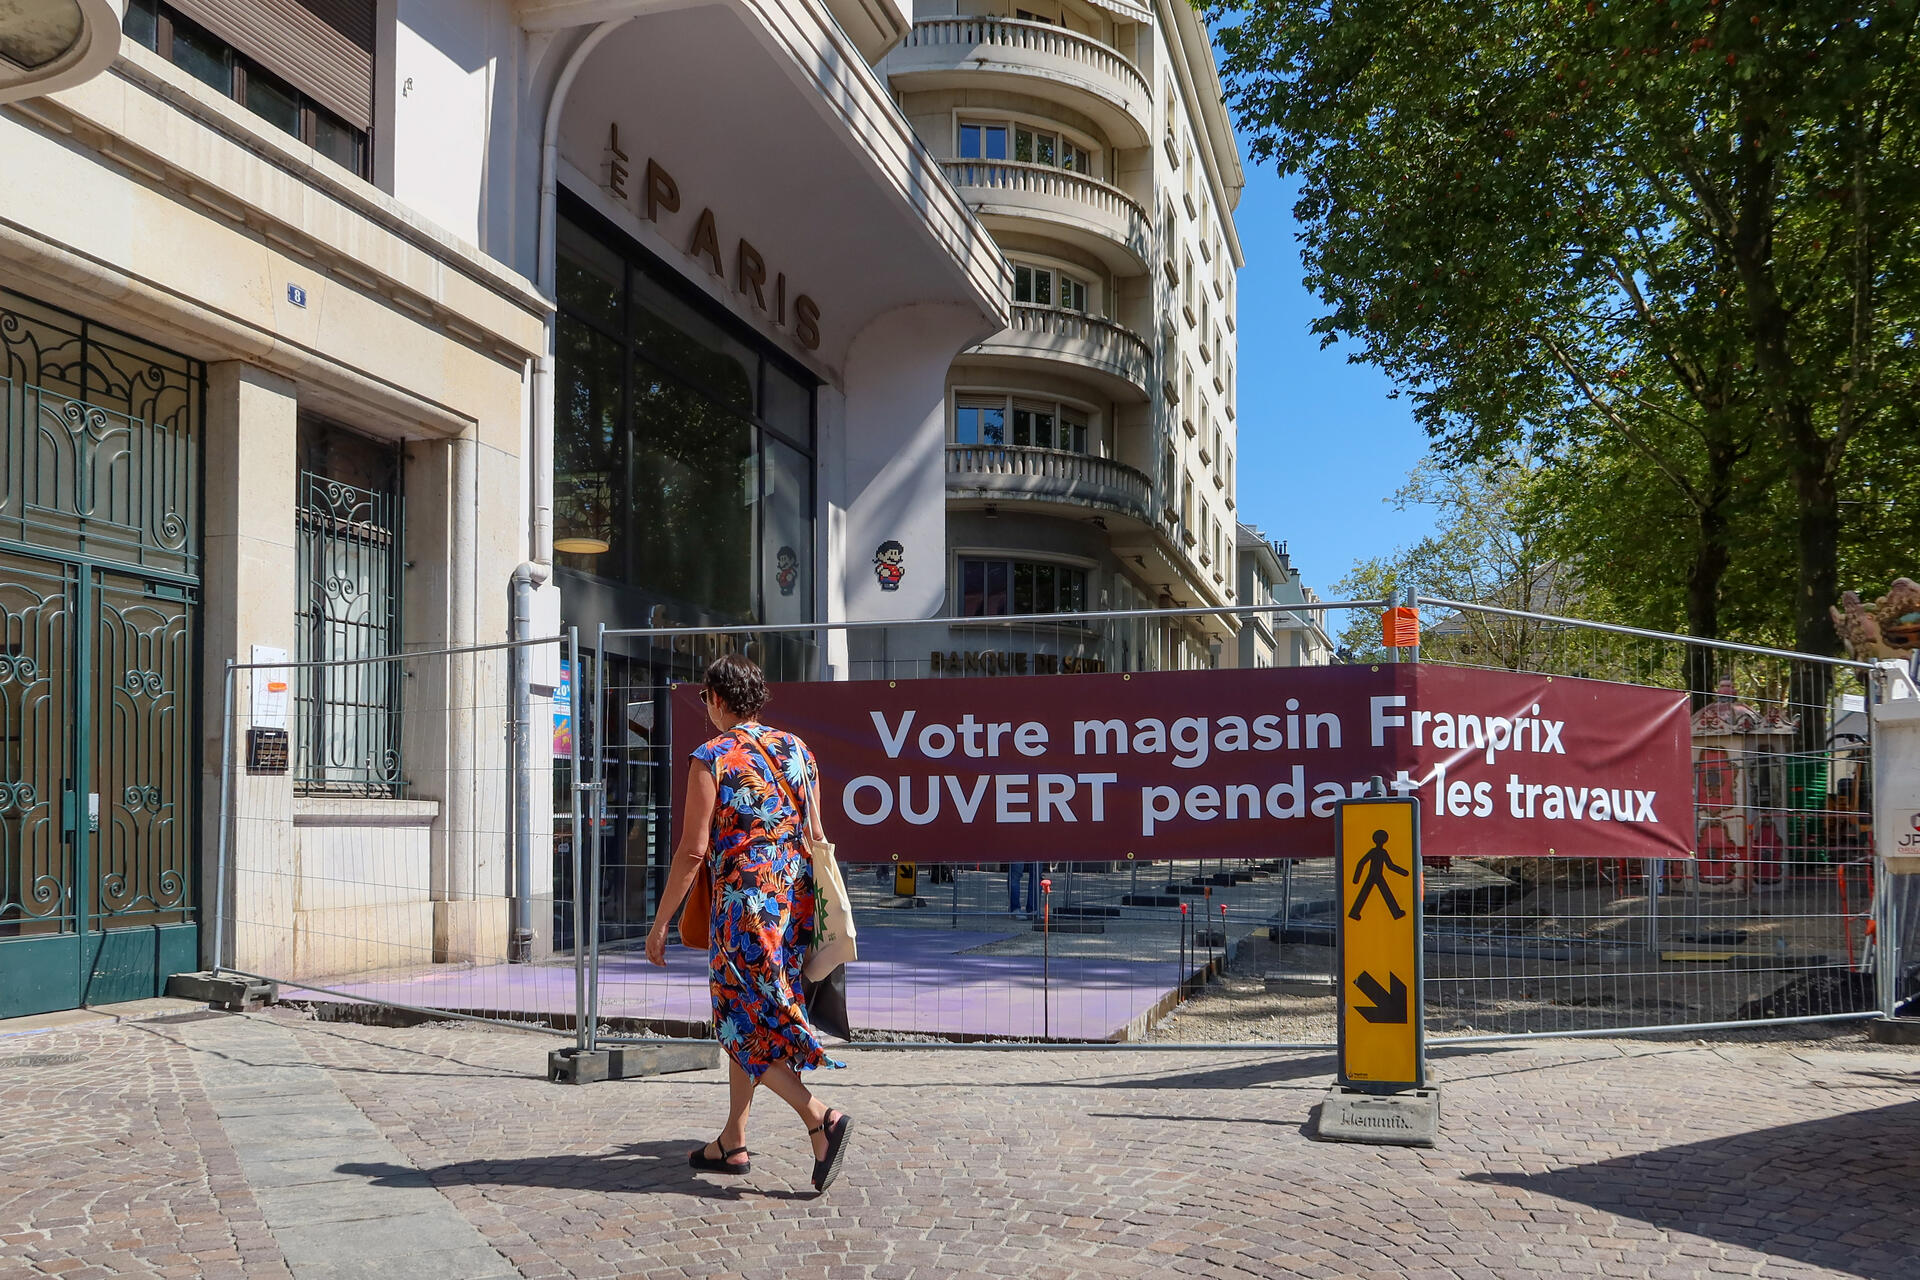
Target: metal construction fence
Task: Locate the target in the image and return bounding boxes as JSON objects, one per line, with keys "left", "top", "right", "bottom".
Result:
{"left": 206, "top": 599, "right": 1902, "bottom": 1058}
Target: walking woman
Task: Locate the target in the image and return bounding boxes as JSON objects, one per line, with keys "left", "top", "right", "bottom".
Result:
{"left": 644, "top": 654, "right": 853, "bottom": 1192}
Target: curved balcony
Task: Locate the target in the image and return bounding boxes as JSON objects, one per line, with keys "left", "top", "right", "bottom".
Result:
{"left": 965, "top": 305, "right": 1153, "bottom": 402}
{"left": 940, "top": 160, "right": 1151, "bottom": 275}
{"left": 946, "top": 445, "right": 1155, "bottom": 527}
{"left": 889, "top": 18, "right": 1152, "bottom": 149}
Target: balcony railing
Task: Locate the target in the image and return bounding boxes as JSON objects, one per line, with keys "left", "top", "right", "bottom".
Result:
{"left": 940, "top": 160, "right": 1151, "bottom": 267}
{"left": 898, "top": 18, "right": 1151, "bottom": 138}
{"left": 979, "top": 304, "right": 1153, "bottom": 395}
{"left": 946, "top": 444, "right": 1154, "bottom": 524}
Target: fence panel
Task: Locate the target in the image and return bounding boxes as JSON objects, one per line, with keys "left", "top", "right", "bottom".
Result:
{"left": 207, "top": 601, "right": 1887, "bottom": 1050}
{"left": 581, "top": 605, "right": 1885, "bottom": 1049}
{"left": 1413, "top": 598, "right": 1881, "bottom": 1040}
{"left": 213, "top": 634, "right": 584, "bottom": 1034}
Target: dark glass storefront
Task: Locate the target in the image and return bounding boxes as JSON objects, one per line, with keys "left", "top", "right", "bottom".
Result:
{"left": 553, "top": 191, "right": 817, "bottom": 632}
{"left": 551, "top": 190, "right": 821, "bottom": 949}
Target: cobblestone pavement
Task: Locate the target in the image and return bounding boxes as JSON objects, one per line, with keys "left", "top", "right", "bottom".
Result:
{"left": 3, "top": 1007, "right": 1918, "bottom": 1279}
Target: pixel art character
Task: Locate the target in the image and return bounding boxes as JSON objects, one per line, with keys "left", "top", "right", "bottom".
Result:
{"left": 874, "top": 540, "right": 905, "bottom": 592}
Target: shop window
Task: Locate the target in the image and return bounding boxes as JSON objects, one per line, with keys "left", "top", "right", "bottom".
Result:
{"left": 554, "top": 199, "right": 818, "bottom": 626}
{"left": 961, "top": 558, "right": 1089, "bottom": 617}
{"left": 122, "top": 0, "right": 372, "bottom": 178}
{"left": 294, "top": 418, "right": 403, "bottom": 796}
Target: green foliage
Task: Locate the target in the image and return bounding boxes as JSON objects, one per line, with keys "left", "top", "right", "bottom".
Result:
{"left": 1208, "top": 0, "right": 1920, "bottom": 651}
{"left": 1333, "top": 460, "right": 1592, "bottom": 670}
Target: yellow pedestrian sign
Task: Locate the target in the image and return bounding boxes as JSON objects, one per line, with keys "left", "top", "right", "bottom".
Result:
{"left": 1335, "top": 794, "right": 1425, "bottom": 1091}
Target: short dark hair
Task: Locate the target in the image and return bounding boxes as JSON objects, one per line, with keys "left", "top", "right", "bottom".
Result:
{"left": 704, "top": 653, "right": 768, "bottom": 718}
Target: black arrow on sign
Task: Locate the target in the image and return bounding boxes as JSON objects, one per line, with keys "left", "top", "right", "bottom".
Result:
{"left": 1354, "top": 972, "right": 1409, "bottom": 1024}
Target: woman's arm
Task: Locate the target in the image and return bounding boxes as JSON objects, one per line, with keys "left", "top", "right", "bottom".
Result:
{"left": 645, "top": 765, "right": 718, "bottom": 966}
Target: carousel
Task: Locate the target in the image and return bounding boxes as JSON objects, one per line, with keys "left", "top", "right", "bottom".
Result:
{"left": 1690, "top": 679, "right": 1800, "bottom": 889}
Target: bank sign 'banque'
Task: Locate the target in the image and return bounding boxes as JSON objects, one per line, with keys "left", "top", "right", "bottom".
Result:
{"left": 670, "top": 665, "right": 1696, "bottom": 863}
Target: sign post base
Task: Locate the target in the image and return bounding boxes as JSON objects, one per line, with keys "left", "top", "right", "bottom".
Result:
{"left": 1314, "top": 1085, "right": 1440, "bottom": 1147}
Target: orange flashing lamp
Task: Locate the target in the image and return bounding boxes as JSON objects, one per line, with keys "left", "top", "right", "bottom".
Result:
{"left": 1382, "top": 606, "right": 1421, "bottom": 648}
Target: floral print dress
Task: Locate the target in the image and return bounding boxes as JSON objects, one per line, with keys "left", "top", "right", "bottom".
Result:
{"left": 690, "top": 723, "right": 843, "bottom": 1078}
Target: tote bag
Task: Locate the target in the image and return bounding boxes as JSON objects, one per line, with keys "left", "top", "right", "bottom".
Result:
{"left": 802, "top": 811, "right": 857, "bottom": 983}
{"left": 743, "top": 732, "right": 858, "bottom": 982}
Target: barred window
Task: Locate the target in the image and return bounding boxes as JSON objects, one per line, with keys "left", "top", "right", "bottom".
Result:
{"left": 294, "top": 419, "right": 403, "bottom": 795}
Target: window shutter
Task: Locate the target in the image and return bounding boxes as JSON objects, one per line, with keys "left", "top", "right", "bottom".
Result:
{"left": 166, "top": 0, "right": 375, "bottom": 130}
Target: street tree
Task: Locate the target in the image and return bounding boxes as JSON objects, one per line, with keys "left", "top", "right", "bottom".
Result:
{"left": 1206, "top": 0, "right": 1920, "bottom": 660}
{"left": 1333, "top": 461, "right": 1587, "bottom": 670}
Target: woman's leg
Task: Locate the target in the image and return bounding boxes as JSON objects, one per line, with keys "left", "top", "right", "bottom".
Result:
{"left": 715, "top": 1058, "right": 756, "bottom": 1152}
{"left": 756, "top": 1060, "right": 832, "bottom": 1158}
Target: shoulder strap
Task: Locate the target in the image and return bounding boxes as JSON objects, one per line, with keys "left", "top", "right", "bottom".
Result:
{"left": 740, "top": 728, "right": 806, "bottom": 826}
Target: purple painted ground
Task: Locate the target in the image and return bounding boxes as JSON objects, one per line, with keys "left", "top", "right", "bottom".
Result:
{"left": 298, "top": 926, "right": 1179, "bottom": 1041}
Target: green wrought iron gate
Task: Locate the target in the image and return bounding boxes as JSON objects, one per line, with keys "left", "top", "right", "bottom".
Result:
{"left": 0, "top": 290, "right": 202, "bottom": 1018}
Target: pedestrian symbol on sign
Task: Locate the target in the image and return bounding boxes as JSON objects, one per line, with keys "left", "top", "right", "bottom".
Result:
{"left": 1348, "top": 829, "right": 1409, "bottom": 921}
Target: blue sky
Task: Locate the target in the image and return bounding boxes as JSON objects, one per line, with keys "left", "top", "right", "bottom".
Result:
{"left": 1231, "top": 165, "right": 1441, "bottom": 597}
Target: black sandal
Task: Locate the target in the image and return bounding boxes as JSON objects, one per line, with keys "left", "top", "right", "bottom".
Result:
{"left": 688, "top": 1140, "right": 751, "bottom": 1175}
{"left": 808, "top": 1110, "right": 852, "bottom": 1192}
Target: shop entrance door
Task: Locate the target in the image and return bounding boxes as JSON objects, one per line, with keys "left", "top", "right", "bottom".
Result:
{"left": 0, "top": 549, "right": 199, "bottom": 1016}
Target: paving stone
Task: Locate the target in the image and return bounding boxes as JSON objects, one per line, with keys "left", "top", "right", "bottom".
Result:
{"left": 6, "top": 1013, "right": 1920, "bottom": 1278}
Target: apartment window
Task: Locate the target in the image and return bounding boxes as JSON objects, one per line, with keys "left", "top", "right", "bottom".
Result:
{"left": 294, "top": 418, "right": 403, "bottom": 796}
{"left": 1226, "top": 448, "right": 1235, "bottom": 493}
{"left": 1183, "top": 251, "right": 1196, "bottom": 320}
{"left": 1015, "top": 7, "right": 1057, "bottom": 24}
{"left": 961, "top": 118, "right": 1091, "bottom": 174}
{"left": 959, "top": 122, "right": 1010, "bottom": 160}
{"left": 1164, "top": 77, "right": 1178, "bottom": 153}
{"left": 1200, "top": 295, "right": 1212, "bottom": 354}
{"left": 1015, "top": 125, "right": 1089, "bottom": 173}
{"left": 1180, "top": 473, "right": 1194, "bottom": 535}
{"left": 1180, "top": 360, "right": 1194, "bottom": 419}
{"left": 954, "top": 397, "right": 1008, "bottom": 446}
{"left": 960, "top": 558, "right": 1088, "bottom": 616}
{"left": 123, "top": 0, "right": 373, "bottom": 178}
{"left": 954, "top": 393, "right": 1088, "bottom": 453}
{"left": 1183, "top": 139, "right": 1196, "bottom": 211}
{"left": 1014, "top": 263, "right": 1088, "bottom": 314}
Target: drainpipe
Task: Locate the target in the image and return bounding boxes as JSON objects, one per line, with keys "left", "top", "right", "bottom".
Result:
{"left": 511, "top": 17, "right": 627, "bottom": 963}
{"left": 509, "top": 563, "right": 536, "bottom": 961}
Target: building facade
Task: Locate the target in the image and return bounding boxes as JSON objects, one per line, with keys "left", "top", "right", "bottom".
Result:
{"left": 881, "top": 0, "right": 1246, "bottom": 676}
{"left": 0, "top": 0, "right": 1008, "bottom": 1016}
{"left": 1236, "top": 524, "right": 1333, "bottom": 668}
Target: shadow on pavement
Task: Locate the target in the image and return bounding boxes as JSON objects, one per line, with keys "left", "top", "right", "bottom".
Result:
{"left": 1469, "top": 1098, "right": 1920, "bottom": 1280}
{"left": 337, "top": 1141, "right": 815, "bottom": 1202}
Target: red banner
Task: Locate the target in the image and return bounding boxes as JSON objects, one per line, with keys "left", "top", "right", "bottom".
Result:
{"left": 670, "top": 664, "right": 1695, "bottom": 863}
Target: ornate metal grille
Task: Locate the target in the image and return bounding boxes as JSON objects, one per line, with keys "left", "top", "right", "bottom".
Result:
{"left": 294, "top": 467, "right": 404, "bottom": 795}
{"left": 0, "top": 290, "right": 201, "bottom": 578}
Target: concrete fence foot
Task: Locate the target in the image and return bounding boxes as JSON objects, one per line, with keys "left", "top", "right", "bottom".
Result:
{"left": 166, "top": 972, "right": 276, "bottom": 1012}
{"left": 547, "top": 1043, "right": 721, "bottom": 1084}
